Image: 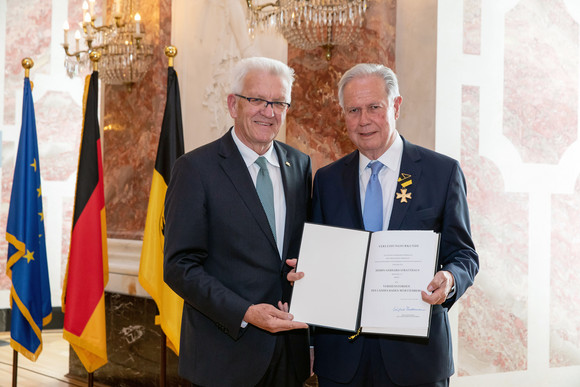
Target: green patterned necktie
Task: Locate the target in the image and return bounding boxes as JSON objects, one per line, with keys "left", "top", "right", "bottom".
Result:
{"left": 255, "top": 156, "right": 276, "bottom": 241}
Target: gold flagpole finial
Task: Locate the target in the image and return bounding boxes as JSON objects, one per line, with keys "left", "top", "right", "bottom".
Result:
{"left": 165, "top": 46, "right": 177, "bottom": 67}
{"left": 22, "top": 58, "right": 34, "bottom": 78}
{"left": 89, "top": 51, "right": 101, "bottom": 72}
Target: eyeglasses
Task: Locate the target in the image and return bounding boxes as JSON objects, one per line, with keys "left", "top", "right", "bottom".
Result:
{"left": 235, "top": 94, "right": 291, "bottom": 112}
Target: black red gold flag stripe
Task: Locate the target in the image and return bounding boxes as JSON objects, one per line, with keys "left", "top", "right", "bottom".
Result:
{"left": 62, "top": 71, "right": 108, "bottom": 373}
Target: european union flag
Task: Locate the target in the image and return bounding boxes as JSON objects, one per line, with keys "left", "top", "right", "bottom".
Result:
{"left": 6, "top": 77, "right": 52, "bottom": 362}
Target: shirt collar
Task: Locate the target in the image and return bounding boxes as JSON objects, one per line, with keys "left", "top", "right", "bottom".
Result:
{"left": 358, "top": 132, "right": 403, "bottom": 174}
{"left": 231, "top": 128, "right": 280, "bottom": 168}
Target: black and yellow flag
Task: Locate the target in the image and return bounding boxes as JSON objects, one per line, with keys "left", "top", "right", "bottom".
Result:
{"left": 139, "top": 66, "right": 184, "bottom": 354}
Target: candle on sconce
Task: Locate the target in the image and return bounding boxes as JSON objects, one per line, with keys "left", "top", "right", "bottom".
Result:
{"left": 84, "top": 11, "right": 92, "bottom": 25}
{"left": 82, "top": 1, "right": 89, "bottom": 24}
{"left": 63, "top": 21, "right": 69, "bottom": 45}
{"left": 113, "top": 0, "right": 121, "bottom": 17}
{"left": 75, "top": 30, "right": 81, "bottom": 52}
{"left": 135, "top": 13, "right": 141, "bottom": 35}
{"left": 89, "top": 0, "right": 95, "bottom": 17}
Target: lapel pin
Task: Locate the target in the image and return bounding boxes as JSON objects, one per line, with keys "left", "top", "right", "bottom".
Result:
{"left": 397, "top": 172, "right": 412, "bottom": 188}
{"left": 396, "top": 172, "right": 413, "bottom": 203}
{"left": 285, "top": 161, "right": 291, "bottom": 167}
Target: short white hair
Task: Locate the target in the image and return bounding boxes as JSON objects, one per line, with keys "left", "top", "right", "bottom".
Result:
{"left": 230, "top": 57, "right": 295, "bottom": 103}
{"left": 338, "top": 63, "right": 400, "bottom": 108}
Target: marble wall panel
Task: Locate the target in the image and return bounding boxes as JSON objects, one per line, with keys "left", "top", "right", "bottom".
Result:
{"left": 62, "top": 197, "right": 74, "bottom": 286}
{"left": 103, "top": 0, "right": 171, "bottom": 240}
{"left": 459, "top": 85, "right": 529, "bottom": 375}
{"left": 3, "top": 0, "right": 51, "bottom": 126}
{"left": 502, "top": 0, "right": 578, "bottom": 165}
{"left": 550, "top": 177, "right": 580, "bottom": 367}
{"left": 463, "top": 0, "right": 481, "bottom": 55}
{"left": 286, "top": 0, "right": 396, "bottom": 173}
{"left": 68, "top": 292, "right": 188, "bottom": 386}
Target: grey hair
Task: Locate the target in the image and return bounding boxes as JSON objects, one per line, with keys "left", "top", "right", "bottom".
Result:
{"left": 337, "top": 63, "right": 400, "bottom": 108}
{"left": 230, "top": 57, "right": 295, "bottom": 103}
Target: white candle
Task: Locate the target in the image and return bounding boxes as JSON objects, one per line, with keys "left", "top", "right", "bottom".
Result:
{"left": 75, "top": 30, "right": 81, "bottom": 52}
{"left": 114, "top": 0, "right": 121, "bottom": 16}
{"left": 134, "top": 13, "right": 141, "bottom": 35}
{"left": 89, "top": 0, "right": 95, "bottom": 17}
{"left": 63, "top": 21, "right": 69, "bottom": 45}
{"left": 84, "top": 11, "right": 91, "bottom": 25}
{"left": 82, "top": 0, "right": 89, "bottom": 21}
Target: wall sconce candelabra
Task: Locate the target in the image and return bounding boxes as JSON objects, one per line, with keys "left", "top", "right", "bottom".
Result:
{"left": 62, "top": 0, "right": 153, "bottom": 91}
{"left": 245, "top": 0, "right": 367, "bottom": 60}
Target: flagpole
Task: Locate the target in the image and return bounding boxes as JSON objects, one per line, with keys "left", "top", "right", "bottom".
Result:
{"left": 12, "top": 349, "right": 18, "bottom": 387}
{"left": 11, "top": 56, "right": 35, "bottom": 387}
{"left": 86, "top": 50, "right": 101, "bottom": 387}
{"left": 157, "top": 45, "right": 178, "bottom": 387}
{"left": 160, "top": 330, "right": 167, "bottom": 387}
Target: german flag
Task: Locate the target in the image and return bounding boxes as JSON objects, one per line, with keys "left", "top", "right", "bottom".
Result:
{"left": 139, "top": 66, "right": 184, "bottom": 354}
{"left": 62, "top": 71, "right": 108, "bottom": 373}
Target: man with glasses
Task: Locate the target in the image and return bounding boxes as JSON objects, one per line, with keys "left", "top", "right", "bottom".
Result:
{"left": 164, "top": 57, "right": 311, "bottom": 387}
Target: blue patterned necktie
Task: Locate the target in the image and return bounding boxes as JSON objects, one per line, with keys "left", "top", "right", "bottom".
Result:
{"left": 363, "top": 161, "right": 384, "bottom": 232}
{"left": 255, "top": 156, "right": 276, "bottom": 241}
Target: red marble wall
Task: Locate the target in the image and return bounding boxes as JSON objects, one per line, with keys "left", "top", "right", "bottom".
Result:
{"left": 103, "top": 0, "right": 172, "bottom": 240}
{"left": 286, "top": 0, "right": 396, "bottom": 173}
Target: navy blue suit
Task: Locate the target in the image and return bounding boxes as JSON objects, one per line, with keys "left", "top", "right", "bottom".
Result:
{"left": 164, "top": 130, "right": 312, "bottom": 387}
{"left": 312, "top": 137, "right": 478, "bottom": 385}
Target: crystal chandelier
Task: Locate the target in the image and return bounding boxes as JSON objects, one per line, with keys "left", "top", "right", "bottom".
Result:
{"left": 62, "top": 0, "right": 154, "bottom": 91}
{"left": 245, "top": 0, "right": 367, "bottom": 60}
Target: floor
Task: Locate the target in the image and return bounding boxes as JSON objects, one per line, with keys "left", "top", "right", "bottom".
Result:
{"left": 0, "top": 329, "right": 317, "bottom": 386}
{"left": 0, "top": 330, "right": 101, "bottom": 387}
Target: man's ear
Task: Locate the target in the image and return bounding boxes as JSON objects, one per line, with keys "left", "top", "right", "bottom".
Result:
{"left": 393, "top": 96, "right": 403, "bottom": 120}
{"left": 227, "top": 94, "right": 238, "bottom": 118}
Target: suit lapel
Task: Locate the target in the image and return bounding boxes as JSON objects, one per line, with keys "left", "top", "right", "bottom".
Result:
{"left": 275, "top": 142, "right": 292, "bottom": 261}
{"left": 218, "top": 130, "right": 278, "bottom": 252}
{"left": 343, "top": 151, "right": 365, "bottom": 230}
{"left": 388, "top": 137, "right": 422, "bottom": 230}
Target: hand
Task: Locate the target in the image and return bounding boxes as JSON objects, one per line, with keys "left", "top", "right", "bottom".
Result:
{"left": 286, "top": 258, "right": 304, "bottom": 285}
{"left": 421, "top": 270, "right": 455, "bottom": 305}
{"left": 278, "top": 301, "right": 289, "bottom": 313}
{"left": 243, "top": 303, "right": 308, "bottom": 333}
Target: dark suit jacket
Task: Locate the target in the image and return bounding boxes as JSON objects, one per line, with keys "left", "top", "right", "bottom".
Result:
{"left": 311, "top": 137, "right": 478, "bottom": 385}
{"left": 163, "top": 129, "right": 312, "bottom": 387}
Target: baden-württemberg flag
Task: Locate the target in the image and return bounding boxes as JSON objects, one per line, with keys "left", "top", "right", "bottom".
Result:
{"left": 139, "top": 66, "right": 184, "bottom": 354}
{"left": 62, "top": 71, "right": 108, "bottom": 373}
{"left": 6, "top": 76, "right": 52, "bottom": 362}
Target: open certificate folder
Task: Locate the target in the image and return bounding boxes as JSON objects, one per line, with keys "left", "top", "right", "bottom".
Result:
{"left": 289, "top": 223, "right": 440, "bottom": 338}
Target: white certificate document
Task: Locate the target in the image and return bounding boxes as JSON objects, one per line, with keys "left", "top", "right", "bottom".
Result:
{"left": 289, "top": 223, "right": 439, "bottom": 337}
{"left": 360, "top": 230, "right": 439, "bottom": 337}
{"left": 289, "top": 223, "right": 371, "bottom": 331}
